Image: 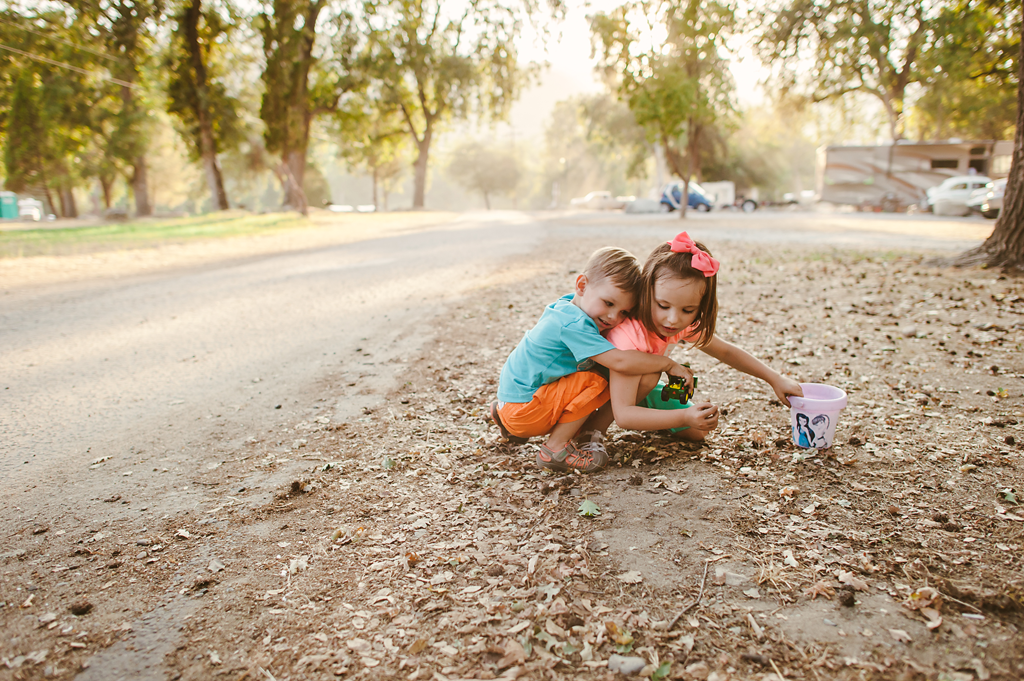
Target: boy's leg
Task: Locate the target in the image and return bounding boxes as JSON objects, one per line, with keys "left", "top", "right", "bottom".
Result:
{"left": 498, "top": 372, "right": 610, "bottom": 473}
{"left": 545, "top": 415, "right": 589, "bottom": 452}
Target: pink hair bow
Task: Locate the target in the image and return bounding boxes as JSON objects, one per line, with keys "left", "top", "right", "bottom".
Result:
{"left": 668, "top": 232, "right": 719, "bottom": 277}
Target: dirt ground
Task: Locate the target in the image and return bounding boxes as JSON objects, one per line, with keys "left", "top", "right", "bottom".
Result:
{"left": 2, "top": 224, "right": 1023, "bottom": 681}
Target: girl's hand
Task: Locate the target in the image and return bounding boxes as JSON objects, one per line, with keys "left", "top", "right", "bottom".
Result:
{"left": 665, "top": 360, "right": 695, "bottom": 389}
{"left": 679, "top": 402, "right": 719, "bottom": 433}
{"left": 771, "top": 376, "right": 803, "bottom": 408}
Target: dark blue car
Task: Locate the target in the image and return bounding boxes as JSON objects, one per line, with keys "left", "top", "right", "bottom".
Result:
{"left": 660, "top": 182, "right": 713, "bottom": 212}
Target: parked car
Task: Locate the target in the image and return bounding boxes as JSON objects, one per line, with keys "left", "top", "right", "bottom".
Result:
{"left": 569, "top": 191, "right": 632, "bottom": 210}
{"left": 660, "top": 182, "right": 713, "bottom": 212}
{"left": 926, "top": 175, "right": 992, "bottom": 216}
{"left": 967, "top": 178, "right": 1006, "bottom": 219}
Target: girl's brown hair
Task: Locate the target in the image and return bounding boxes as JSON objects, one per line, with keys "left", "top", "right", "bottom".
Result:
{"left": 636, "top": 240, "right": 718, "bottom": 347}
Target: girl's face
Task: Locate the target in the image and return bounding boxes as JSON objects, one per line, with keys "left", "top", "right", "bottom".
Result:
{"left": 650, "top": 274, "right": 704, "bottom": 339}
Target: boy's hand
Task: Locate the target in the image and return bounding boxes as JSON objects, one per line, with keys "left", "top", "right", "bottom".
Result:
{"left": 771, "top": 376, "right": 803, "bottom": 408}
{"left": 665, "top": 360, "right": 694, "bottom": 389}
{"left": 679, "top": 401, "right": 719, "bottom": 432}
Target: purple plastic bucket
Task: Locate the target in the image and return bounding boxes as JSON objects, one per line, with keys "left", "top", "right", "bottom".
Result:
{"left": 789, "top": 383, "right": 848, "bottom": 449}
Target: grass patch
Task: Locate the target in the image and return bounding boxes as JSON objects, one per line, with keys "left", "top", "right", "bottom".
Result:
{"left": 0, "top": 211, "right": 309, "bottom": 259}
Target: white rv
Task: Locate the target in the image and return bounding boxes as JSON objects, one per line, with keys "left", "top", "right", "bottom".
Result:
{"left": 817, "top": 140, "right": 1013, "bottom": 211}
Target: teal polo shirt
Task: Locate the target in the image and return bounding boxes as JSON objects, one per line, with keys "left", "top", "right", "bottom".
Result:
{"left": 497, "top": 294, "right": 616, "bottom": 403}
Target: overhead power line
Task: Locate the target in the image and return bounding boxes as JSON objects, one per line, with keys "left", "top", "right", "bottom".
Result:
{"left": 0, "top": 43, "right": 137, "bottom": 88}
{"left": 0, "top": 18, "right": 124, "bottom": 63}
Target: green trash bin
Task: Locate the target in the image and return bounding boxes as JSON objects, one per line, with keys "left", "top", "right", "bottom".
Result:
{"left": 0, "top": 192, "right": 17, "bottom": 219}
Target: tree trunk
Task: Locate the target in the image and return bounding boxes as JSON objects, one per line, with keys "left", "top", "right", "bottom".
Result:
{"left": 952, "top": 23, "right": 1024, "bottom": 271}
{"left": 60, "top": 187, "right": 77, "bottom": 218}
{"left": 133, "top": 156, "right": 152, "bottom": 216}
{"left": 678, "top": 116, "right": 696, "bottom": 220}
{"left": 274, "top": 157, "right": 307, "bottom": 215}
{"left": 184, "top": 0, "right": 230, "bottom": 211}
{"left": 483, "top": 190, "right": 491, "bottom": 210}
{"left": 100, "top": 176, "right": 113, "bottom": 209}
{"left": 285, "top": 149, "right": 307, "bottom": 214}
{"left": 412, "top": 127, "right": 432, "bottom": 209}
{"left": 43, "top": 186, "right": 56, "bottom": 217}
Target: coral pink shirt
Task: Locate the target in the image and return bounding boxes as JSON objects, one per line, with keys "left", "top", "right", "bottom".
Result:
{"left": 606, "top": 317, "right": 688, "bottom": 355}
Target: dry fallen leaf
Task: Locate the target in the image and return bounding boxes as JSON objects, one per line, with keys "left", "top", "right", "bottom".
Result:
{"left": 496, "top": 638, "right": 526, "bottom": 669}
{"left": 837, "top": 570, "right": 868, "bottom": 591}
{"left": 804, "top": 580, "right": 835, "bottom": 600}
{"left": 617, "top": 570, "right": 643, "bottom": 584}
{"left": 889, "top": 629, "right": 912, "bottom": 643}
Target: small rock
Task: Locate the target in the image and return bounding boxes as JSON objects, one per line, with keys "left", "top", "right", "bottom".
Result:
{"left": 607, "top": 654, "right": 647, "bottom": 675}
{"left": 32, "top": 527, "right": 48, "bottom": 535}
{"left": 105, "top": 560, "right": 121, "bottom": 570}
{"left": 486, "top": 564, "right": 505, "bottom": 576}
{"left": 208, "top": 558, "right": 226, "bottom": 573}
{"left": 838, "top": 586, "right": 856, "bottom": 607}
{"left": 901, "top": 325, "right": 917, "bottom": 338}
{"left": 69, "top": 600, "right": 93, "bottom": 616}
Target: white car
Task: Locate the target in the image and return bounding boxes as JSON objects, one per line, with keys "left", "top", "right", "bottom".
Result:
{"left": 570, "top": 191, "right": 632, "bottom": 210}
{"left": 926, "top": 175, "right": 992, "bottom": 216}
{"left": 967, "top": 178, "right": 1006, "bottom": 219}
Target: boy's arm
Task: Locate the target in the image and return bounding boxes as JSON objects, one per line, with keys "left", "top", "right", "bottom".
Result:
{"left": 592, "top": 348, "right": 691, "bottom": 384}
{"left": 698, "top": 336, "right": 802, "bottom": 406}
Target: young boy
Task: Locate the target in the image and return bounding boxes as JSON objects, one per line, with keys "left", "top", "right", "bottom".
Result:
{"left": 491, "top": 247, "right": 688, "bottom": 473}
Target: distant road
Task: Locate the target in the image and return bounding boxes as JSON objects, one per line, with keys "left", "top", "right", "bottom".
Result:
{"left": 547, "top": 208, "right": 995, "bottom": 253}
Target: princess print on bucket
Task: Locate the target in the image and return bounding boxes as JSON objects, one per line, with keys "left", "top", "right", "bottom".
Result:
{"left": 597, "top": 232, "right": 805, "bottom": 439}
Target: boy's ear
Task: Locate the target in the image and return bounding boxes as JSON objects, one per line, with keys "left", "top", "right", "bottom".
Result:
{"left": 574, "top": 274, "right": 588, "bottom": 296}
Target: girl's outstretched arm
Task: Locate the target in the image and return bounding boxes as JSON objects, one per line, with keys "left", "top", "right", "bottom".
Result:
{"left": 698, "top": 335, "right": 803, "bottom": 406}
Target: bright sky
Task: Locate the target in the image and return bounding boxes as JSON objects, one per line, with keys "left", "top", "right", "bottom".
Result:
{"left": 508, "top": 1, "right": 765, "bottom": 141}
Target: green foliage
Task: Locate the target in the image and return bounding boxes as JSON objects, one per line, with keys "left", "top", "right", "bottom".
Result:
{"left": 165, "top": 0, "right": 245, "bottom": 162}
{"left": 529, "top": 93, "right": 649, "bottom": 209}
{"left": 651, "top": 661, "right": 672, "bottom": 681}
{"left": 591, "top": 0, "right": 735, "bottom": 182}
{"left": 756, "top": 0, "right": 931, "bottom": 140}
{"left": 257, "top": 0, "right": 365, "bottom": 210}
{"left": 578, "top": 499, "right": 601, "bottom": 517}
{"left": 756, "top": 0, "right": 1019, "bottom": 143}
{"left": 908, "top": 0, "right": 1019, "bottom": 141}
{"left": 445, "top": 141, "right": 520, "bottom": 209}
{"left": 3, "top": 72, "right": 46, "bottom": 192}
{"left": 332, "top": 93, "right": 409, "bottom": 209}
{"left": 364, "top": 0, "right": 533, "bottom": 207}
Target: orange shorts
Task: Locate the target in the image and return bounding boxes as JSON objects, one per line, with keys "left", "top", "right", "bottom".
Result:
{"left": 498, "top": 372, "right": 609, "bottom": 438}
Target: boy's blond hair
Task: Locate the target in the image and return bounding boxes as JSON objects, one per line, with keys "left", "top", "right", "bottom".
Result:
{"left": 583, "top": 247, "right": 642, "bottom": 297}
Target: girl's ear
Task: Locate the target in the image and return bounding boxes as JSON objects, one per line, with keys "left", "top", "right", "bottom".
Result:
{"left": 574, "top": 274, "right": 588, "bottom": 296}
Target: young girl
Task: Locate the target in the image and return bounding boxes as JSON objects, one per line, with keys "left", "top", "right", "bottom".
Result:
{"left": 603, "top": 232, "right": 802, "bottom": 440}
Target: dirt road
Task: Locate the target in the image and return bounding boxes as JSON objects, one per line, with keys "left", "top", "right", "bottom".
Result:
{"left": 2, "top": 209, "right": 1021, "bottom": 681}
